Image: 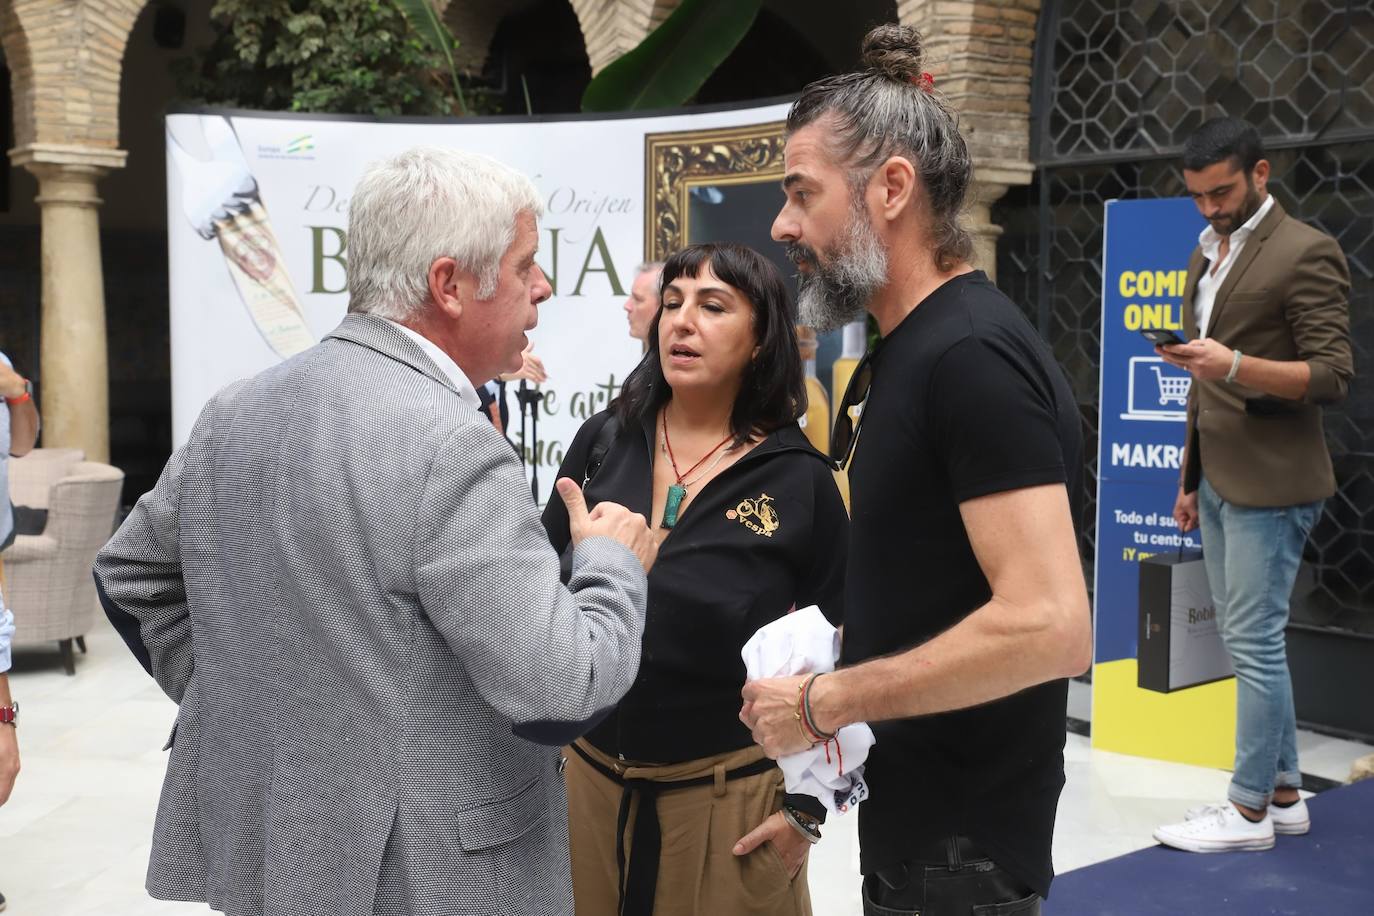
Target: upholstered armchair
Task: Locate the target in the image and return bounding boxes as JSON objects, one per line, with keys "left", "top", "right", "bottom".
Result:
{"left": 6, "top": 448, "right": 124, "bottom": 674}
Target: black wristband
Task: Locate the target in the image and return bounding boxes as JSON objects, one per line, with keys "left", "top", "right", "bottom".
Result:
{"left": 784, "top": 792, "right": 827, "bottom": 824}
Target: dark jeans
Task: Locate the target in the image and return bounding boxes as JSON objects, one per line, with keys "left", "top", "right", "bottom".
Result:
{"left": 861, "top": 837, "right": 1040, "bottom": 916}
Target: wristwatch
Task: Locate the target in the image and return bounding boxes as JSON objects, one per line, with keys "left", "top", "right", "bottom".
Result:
{"left": 781, "top": 804, "right": 822, "bottom": 844}
{"left": 0, "top": 701, "right": 17, "bottom": 727}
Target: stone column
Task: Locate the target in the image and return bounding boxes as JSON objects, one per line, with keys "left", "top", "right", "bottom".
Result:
{"left": 11, "top": 144, "right": 127, "bottom": 463}
{"left": 966, "top": 181, "right": 1008, "bottom": 283}
{"left": 964, "top": 162, "right": 1033, "bottom": 284}
{"left": 898, "top": 0, "right": 1041, "bottom": 281}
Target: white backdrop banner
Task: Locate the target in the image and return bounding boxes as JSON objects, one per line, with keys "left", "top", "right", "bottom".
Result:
{"left": 166, "top": 102, "right": 789, "bottom": 503}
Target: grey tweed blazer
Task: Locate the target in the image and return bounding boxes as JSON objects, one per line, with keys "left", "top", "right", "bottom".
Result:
{"left": 93, "top": 314, "right": 647, "bottom": 916}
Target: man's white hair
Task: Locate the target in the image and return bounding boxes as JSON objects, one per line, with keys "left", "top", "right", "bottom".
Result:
{"left": 347, "top": 146, "right": 543, "bottom": 321}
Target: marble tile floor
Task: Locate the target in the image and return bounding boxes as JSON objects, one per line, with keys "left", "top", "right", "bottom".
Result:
{"left": 2, "top": 620, "right": 1369, "bottom": 916}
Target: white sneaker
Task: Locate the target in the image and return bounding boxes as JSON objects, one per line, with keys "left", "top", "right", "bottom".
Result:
{"left": 1154, "top": 803, "right": 1275, "bottom": 853}
{"left": 1183, "top": 796, "right": 1311, "bottom": 836}
{"left": 1269, "top": 797, "right": 1311, "bottom": 835}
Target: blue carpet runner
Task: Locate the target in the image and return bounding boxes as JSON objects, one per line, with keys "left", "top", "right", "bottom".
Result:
{"left": 1046, "top": 777, "right": 1374, "bottom": 915}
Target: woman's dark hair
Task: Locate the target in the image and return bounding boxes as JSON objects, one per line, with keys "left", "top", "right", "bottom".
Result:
{"left": 612, "top": 243, "right": 806, "bottom": 445}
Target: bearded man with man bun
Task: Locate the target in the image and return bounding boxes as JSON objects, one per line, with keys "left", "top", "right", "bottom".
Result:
{"left": 741, "top": 25, "right": 1091, "bottom": 915}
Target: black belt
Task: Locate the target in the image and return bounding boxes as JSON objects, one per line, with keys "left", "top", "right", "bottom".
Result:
{"left": 904, "top": 834, "right": 987, "bottom": 866}
{"left": 871, "top": 835, "right": 991, "bottom": 891}
{"left": 570, "top": 741, "right": 777, "bottom": 916}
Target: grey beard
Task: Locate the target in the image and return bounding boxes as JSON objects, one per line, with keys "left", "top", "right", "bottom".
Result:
{"left": 794, "top": 216, "right": 888, "bottom": 332}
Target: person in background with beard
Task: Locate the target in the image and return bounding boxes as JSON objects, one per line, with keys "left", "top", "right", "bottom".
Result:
{"left": 738, "top": 23, "right": 1091, "bottom": 915}
{"left": 1152, "top": 118, "right": 1352, "bottom": 854}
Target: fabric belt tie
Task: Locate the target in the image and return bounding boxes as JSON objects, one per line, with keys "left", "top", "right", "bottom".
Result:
{"left": 569, "top": 741, "right": 777, "bottom": 916}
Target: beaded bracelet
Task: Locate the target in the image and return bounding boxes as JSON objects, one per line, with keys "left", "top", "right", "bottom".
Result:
{"left": 1226, "top": 348, "right": 1244, "bottom": 383}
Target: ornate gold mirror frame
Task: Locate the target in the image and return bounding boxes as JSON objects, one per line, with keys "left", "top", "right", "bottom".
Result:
{"left": 643, "top": 121, "right": 786, "bottom": 262}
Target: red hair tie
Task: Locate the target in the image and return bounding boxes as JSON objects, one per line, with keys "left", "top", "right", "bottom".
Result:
{"left": 912, "top": 72, "right": 935, "bottom": 92}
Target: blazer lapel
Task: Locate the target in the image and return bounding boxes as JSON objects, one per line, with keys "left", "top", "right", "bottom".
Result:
{"left": 1205, "top": 198, "right": 1286, "bottom": 337}
{"left": 1181, "top": 248, "right": 1206, "bottom": 339}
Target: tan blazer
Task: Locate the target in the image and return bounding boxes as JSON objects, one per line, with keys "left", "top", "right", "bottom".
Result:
{"left": 1181, "top": 198, "right": 1354, "bottom": 507}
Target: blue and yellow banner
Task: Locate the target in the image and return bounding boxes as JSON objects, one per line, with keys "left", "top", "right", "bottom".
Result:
{"left": 1093, "top": 198, "right": 1235, "bottom": 768}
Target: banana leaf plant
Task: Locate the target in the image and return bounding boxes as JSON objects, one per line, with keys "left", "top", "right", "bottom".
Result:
{"left": 581, "top": 0, "right": 762, "bottom": 112}
{"left": 392, "top": 0, "right": 468, "bottom": 115}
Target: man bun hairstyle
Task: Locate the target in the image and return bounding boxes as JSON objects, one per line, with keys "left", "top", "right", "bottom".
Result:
{"left": 1182, "top": 117, "right": 1266, "bottom": 175}
{"left": 860, "top": 22, "right": 927, "bottom": 82}
{"left": 787, "top": 23, "right": 974, "bottom": 272}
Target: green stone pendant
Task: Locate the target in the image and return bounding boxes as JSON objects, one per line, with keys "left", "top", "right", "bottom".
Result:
{"left": 661, "top": 483, "right": 686, "bottom": 529}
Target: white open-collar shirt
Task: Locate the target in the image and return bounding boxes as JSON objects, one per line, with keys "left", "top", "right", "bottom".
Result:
{"left": 1194, "top": 193, "right": 1275, "bottom": 338}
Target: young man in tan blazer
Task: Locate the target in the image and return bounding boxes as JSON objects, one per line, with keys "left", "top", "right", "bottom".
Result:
{"left": 1153, "top": 118, "right": 1354, "bottom": 853}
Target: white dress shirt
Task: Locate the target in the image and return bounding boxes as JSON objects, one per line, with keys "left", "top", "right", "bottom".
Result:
{"left": 383, "top": 320, "right": 483, "bottom": 412}
{"left": 1194, "top": 193, "right": 1275, "bottom": 338}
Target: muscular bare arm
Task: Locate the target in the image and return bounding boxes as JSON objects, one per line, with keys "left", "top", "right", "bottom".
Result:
{"left": 742, "top": 483, "right": 1092, "bottom": 757}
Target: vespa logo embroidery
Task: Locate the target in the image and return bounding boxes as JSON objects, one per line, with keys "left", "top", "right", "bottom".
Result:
{"left": 726, "top": 493, "right": 780, "bottom": 538}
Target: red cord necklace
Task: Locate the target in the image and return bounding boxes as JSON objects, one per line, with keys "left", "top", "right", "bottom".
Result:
{"left": 660, "top": 407, "right": 733, "bottom": 530}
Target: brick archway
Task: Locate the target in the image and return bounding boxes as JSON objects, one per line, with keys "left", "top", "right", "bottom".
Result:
{"left": 0, "top": 0, "right": 1043, "bottom": 465}
{"left": 439, "top": 0, "right": 528, "bottom": 74}
{"left": 3, "top": 0, "right": 145, "bottom": 151}
{"left": 1, "top": 1, "right": 34, "bottom": 150}
{"left": 439, "top": 0, "right": 683, "bottom": 94}
{"left": 2, "top": 0, "right": 147, "bottom": 463}
{"left": 568, "top": 0, "right": 683, "bottom": 75}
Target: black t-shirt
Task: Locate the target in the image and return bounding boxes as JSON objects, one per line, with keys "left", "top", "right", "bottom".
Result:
{"left": 543, "top": 412, "right": 849, "bottom": 765}
{"left": 841, "top": 271, "right": 1082, "bottom": 899}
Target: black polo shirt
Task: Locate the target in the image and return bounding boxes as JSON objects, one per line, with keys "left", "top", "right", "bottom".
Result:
{"left": 841, "top": 270, "right": 1082, "bottom": 898}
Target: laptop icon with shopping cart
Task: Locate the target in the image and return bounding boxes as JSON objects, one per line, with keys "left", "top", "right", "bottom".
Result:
{"left": 1122, "top": 356, "right": 1191, "bottom": 422}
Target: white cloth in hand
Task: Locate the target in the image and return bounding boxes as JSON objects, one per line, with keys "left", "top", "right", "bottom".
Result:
{"left": 741, "top": 605, "right": 874, "bottom": 815}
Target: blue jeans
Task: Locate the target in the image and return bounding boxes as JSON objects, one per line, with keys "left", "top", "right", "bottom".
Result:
{"left": 1197, "top": 476, "right": 1323, "bottom": 810}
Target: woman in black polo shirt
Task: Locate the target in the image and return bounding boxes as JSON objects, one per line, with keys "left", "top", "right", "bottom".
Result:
{"left": 542, "top": 243, "right": 848, "bottom": 916}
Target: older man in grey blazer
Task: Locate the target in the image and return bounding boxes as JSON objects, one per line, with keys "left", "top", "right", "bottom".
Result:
{"left": 94, "top": 147, "right": 657, "bottom": 916}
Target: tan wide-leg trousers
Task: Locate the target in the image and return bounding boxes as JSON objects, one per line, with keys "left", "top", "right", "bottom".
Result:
{"left": 565, "top": 739, "right": 812, "bottom": 916}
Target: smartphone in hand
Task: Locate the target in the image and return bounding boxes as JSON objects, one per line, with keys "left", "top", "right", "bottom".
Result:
{"left": 1140, "top": 328, "right": 1187, "bottom": 347}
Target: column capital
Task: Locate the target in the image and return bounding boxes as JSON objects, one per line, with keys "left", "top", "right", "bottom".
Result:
{"left": 965, "top": 162, "right": 1034, "bottom": 283}
{"left": 10, "top": 143, "right": 128, "bottom": 174}
{"left": 972, "top": 158, "right": 1035, "bottom": 198}
{"left": 11, "top": 144, "right": 126, "bottom": 208}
